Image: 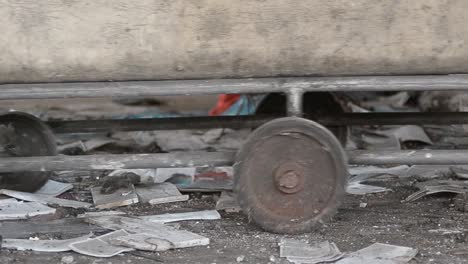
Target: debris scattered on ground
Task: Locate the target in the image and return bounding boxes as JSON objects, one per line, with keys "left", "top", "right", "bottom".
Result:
{"left": 57, "top": 137, "right": 115, "bottom": 155}
{"left": 201, "top": 128, "right": 224, "bottom": 144}
{"left": 0, "top": 198, "right": 56, "bottom": 220}
{"left": 346, "top": 174, "right": 391, "bottom": 195}
{"left": 0, "top": 218, "right": 107, "bottom": 239}
{"left": 0, "top": 189, "right": 91, "bottom": 208}
{"left": 109, "top": 233, "right": 174, "bottom": 252}
{"left": 85, "top": 216, "right": 210, "bottom": 249}
{"left": 108, "top": 168, "right": 172, "bottom": 185}
{"left": 35, "top": 180, "right": 74, "bottom": 197}
{"left": 418, "top": 91, "right": 468, "bottom": 112}
{"left": 100, "top": 172, "right": 142, "bottom": 194}
{"left": 381, "top": 125, "right": 433, "bottom": 146}
{"left": 139, "top": 210, "right": 221, "bottom": 224}
{"left": 216, "top": 191, "right": 241, "bottom": 212}
{"left": 177, "top": 167, "right": 234, "bottom": 192}
{"left": 336, "top": 243, "right": 417, "bottom": 264}
{"left": 360, "top": 131, "right": 401, "bottom": 150}
{"left": 69, "top": 229, "right": 134, "bottom": 257}
{"left": 77, "top": 211, "right": 126, "bottom": 218}
{"left": 91, "top": 186, "right": 139, "bottom": 209}
{"left": 404, "top": 165, "right": 452, "bottom": 178}
{"left": 450, "top": 166, "right": 468, "bottom": 179}
{"left": 346, "top": 182, "right": 391, "bottom": 195}
{"left": 348, "top": 165, "right": 409, "bottom": 180}
{"left": 158, "top": 167, "right": 197, "bottom": 184}
{"left": 153, "top": 130, "right": 209, "bottom": 151}
{"left": 3, "top": 234, "right": 92, "bottom": 252}
{"left": 279, "top": 238, "right": 343, "bottom": 264}
{"left": 1, "top": 95, "right": 466, "bottom": 262}
{"left": 135, "top": 182, "right": 189, "bottom": 205}
{"left": 404, "top": 180, "right": 468, "bottom": 202}
{"left": 362, "top": 91, "right": 411, "bottom": 110}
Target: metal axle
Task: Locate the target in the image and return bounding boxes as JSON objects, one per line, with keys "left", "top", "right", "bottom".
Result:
{"left": 48, "top": 112, "right": 468, "bottom": 134}
{"left": 1, "top": 149, "right": 468, "bottom": 172}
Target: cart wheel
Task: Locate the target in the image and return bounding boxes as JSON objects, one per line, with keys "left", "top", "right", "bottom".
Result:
{"left": 234, "top": 117, "right": 347, "bottom": 234}
{"left": 0, "top": 112, "right": 57, "bottom": 192}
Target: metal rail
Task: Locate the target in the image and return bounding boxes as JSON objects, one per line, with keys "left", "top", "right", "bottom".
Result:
{"left": 47, "top": 112, "right": 468, "bottom": 134}
{"left": 2, "top": 75, "right": 468, "bottom": 100}
{"left": 0, "top": 152, "right": 235, "bottom": 172}
{"left": 1, "top": 149, "right": 468, "bottom": 172}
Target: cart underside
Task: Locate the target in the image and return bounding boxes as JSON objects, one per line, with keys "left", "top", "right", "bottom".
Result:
{"left": 2, "top": 75, "right": 468, "bottom": 233}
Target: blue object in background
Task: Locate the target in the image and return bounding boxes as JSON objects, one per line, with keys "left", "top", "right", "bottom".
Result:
{"left": 219, "top": 94, "right": 266, "bottom": 116}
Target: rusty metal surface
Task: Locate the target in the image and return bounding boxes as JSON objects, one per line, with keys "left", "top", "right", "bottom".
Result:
{"left": 0, "top": 111, "right": 57, "bottom": 192}
{"left": 234, "top": 117, "right": 348, "bottom": 234}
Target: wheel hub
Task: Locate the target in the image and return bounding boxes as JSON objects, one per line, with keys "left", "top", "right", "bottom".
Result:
{"left": 275, "top": 162, "right": 304, "bottom": 194}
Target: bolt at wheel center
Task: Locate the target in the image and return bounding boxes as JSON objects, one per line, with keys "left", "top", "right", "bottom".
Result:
{"left": 278, "top": 171, "right": 299, "bottom": 189}
{"left": 274, "top": 163, "right": 305, "bottom": 194}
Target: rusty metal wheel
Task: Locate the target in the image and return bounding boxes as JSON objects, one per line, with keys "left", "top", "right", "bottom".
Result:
{"left": 0, "top": 111, "right": 57, "bottom": 192}
{"left": 234, "top": 117, "right": 347, "bottom": 234}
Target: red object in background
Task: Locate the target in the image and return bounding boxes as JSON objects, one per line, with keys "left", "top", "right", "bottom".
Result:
{"left": 209, "top": 94, "right": 241, "bottom": 116}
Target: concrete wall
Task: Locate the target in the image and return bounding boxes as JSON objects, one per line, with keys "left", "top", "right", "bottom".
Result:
{"left": 1, "top": 0, "right": 467, "bottom": 83}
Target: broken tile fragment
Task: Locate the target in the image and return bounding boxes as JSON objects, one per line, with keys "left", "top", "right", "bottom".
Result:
{"left": 85, "top": 216, "right": 209, "bottom": 249}
{"left": 403, "top": 180, "right": 468, "bottom": 202}
{"left": 279, "top": 238, "right": 343, "bottom": 264}
{"left": 77, "top": 211, "right": 126, "bottom": 218}
{"left": 69, "top": 230, "right": 134, "bottom": 258}
{"left": 109, "top": 233, "right": 173, "bottom": 252}
{"left": 336, "top": 243, "right": 417, "bottom": 264}
{"left": 3, "top": 234, "right": 91, "bottom": 252}
{"left": 139, "top": 210, "right": 221, "bottom": 224}
{"left": 136, "top": 182, "right": 188, "bottom": 205}
{"left": 0, "top": 189, "right": 91, "bottom": 209}
{"left": 216, "top": 191, "right": 241, "bottom": 212}
{"left": 0, "top": 199, "right": 56, "bottom": 220}
{"left": 346, "top": 182, "right": 390, "bottom": 195}
{"left": 91, "top": 186, "right": 139, "bottom": 209}
{"left": 34, "top": 180, "right": 73, "bottom": 197}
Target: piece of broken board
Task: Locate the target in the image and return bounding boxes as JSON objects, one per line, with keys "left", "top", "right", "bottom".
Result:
{"left": 91, "top": 186, "right": 139, "bottom": 209}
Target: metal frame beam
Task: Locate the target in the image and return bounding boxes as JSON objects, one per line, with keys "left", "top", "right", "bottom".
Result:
{"left": 2, "top": 75, "right": 468, "bottom": 100}
{"left": 47, "top": 112, "right": 468, "bottom": 134}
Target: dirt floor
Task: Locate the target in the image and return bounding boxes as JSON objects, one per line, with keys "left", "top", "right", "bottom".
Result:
{"left": 1, "top": 95, "right": 468, "bottom": 263}
{"left": 1, "top": 179, "right": 467, "bottom": 264}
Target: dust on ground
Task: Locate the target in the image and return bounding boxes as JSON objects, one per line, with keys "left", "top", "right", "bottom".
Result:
{"left": 2, "top": 179, "right": 468, "bottom": 264}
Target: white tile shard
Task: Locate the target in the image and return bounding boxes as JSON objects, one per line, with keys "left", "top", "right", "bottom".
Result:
{"left": 216, "top": 191, "right": 241, "bottom": 212}
{"left": 91, "top": 186, "right": 139, "bottom": 209}
{"left": 0, "top": 189, "right": 91, "bottom": 209}
{"left": 139, "top": 210, "right": 221, "bottom": 224}
{"left": 0, "top": 199, "right": 56, "bottom": 220}
{"left": 135, "top": 182, "right": 188, "bottom": 205}
{"left": 69, "top": 230, "right": 134, "bottom": 258}
{"left": 279, "top": 238, "right": 344, "bottom": 264}
{"left": 336, "top": 243, "right": 417, "bottom": 264}
{"left": 34, "top": 180, "right": 73, "bottom": 197}
{"left": 85, "top": 216, "right": 209, "bottom": 249}
{"left": 3, "top": 234, "right": 92, "bottom": 252}
{"left": 109, "top": 233, "right": 174, "bottom": 252}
